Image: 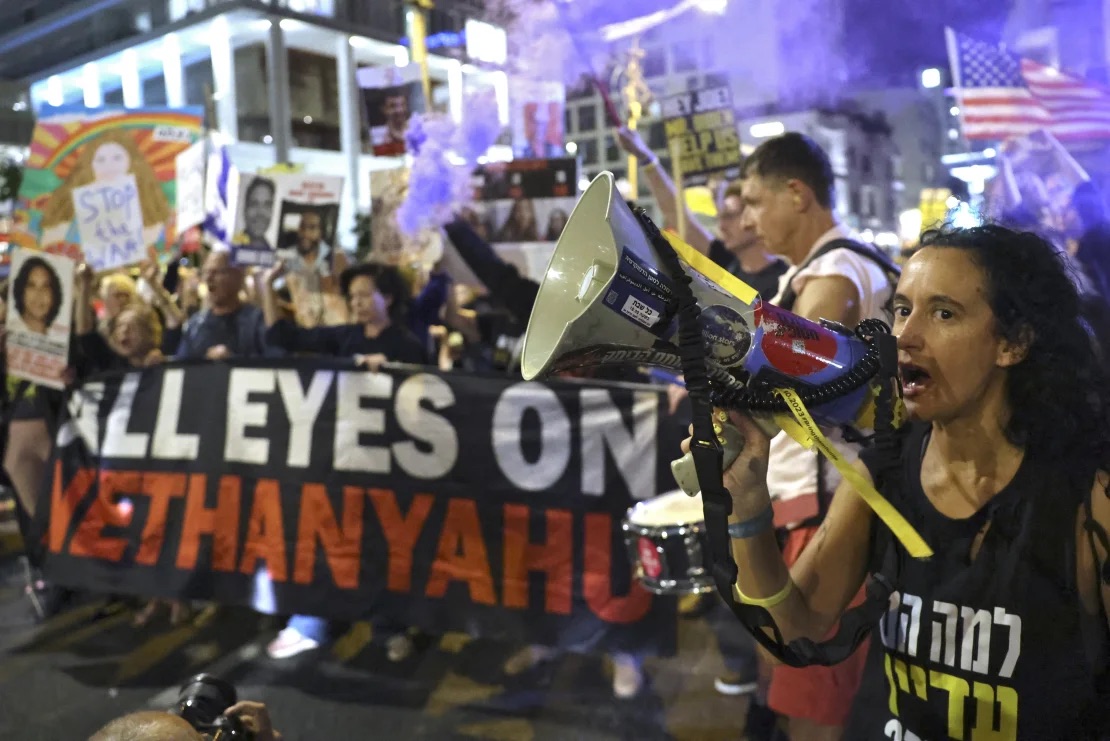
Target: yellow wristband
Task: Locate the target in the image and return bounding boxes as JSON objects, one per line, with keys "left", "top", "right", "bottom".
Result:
{"left": 734, "top": 578, "right": 793, "bottom": 608}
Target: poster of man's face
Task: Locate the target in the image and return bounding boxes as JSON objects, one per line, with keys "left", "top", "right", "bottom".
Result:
{"left": 358, "top": 65, "right": 426, "bottom": 157}
{"left": 229, "top": 175, "right": 277, "bottom": 267}
{"left": 277, "top": 203, "right": 339, "bottom": 257}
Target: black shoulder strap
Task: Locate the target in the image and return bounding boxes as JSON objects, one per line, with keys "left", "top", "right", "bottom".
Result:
{"left": 778, "top": 238, "right": 901, "bottom": 312}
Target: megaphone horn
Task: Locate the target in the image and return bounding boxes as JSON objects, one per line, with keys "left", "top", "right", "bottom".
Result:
{"left": 522, "top": 172, "right": 760, "bottom": 382}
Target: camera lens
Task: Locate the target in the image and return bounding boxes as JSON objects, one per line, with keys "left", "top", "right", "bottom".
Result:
{"left": 174, "top": 673, "right": 238, "bottom": 728}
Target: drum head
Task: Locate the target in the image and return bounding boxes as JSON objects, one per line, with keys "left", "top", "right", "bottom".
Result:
{"left": 626, "top": 489, "right": 705, "bottom": 528}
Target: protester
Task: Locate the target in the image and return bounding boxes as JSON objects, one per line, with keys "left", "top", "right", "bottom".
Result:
{"left": 614, "top": 126, "right": 787, "bottom": 298}
{"left": 729, "top": 132, "right": 901, "bottom": 740}
{"left": 89, "top": 701, "right": 281, "bottom": 741}
{"left": 97, "top": 271, "right": 137, "bottom": 343}
{"left": 688, "top": 224, "right": 1110, "bottom": 739}
{"left": 174, "top": 250, "right": 272, "bottom": 360}
{"left": 260, "top": 259, "right": 427, "bottom": 661}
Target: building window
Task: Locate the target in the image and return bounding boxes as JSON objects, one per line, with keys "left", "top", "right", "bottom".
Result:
{"left": 288, "top": 48, "right": 340, "bottom": 151}
{"left": 566, "top": 77, "right": 593, "bottom": 101}
{"left": 564, "top": 108, "right": 573, "bottom": 135}
{"left": 578, "top": 104, "right": 597, "bottom": 132}
{"left": 850, "top": 187, "right": 861, "bottom": 215}
{"left": 605, "top": 134, "right": 619, "bottom": 163}
{"left": 890, "top": 155, "right": 902, "bottom": 178}
{"left": 860, "top": 154, "right": 872, "bottom": 177}
{"left": 672, "top": 44, "right": 698, "bottom": 73}
{"left": 581, "top": 138, "right": 599, "bottom": 165}
{"left": 183, "top": 55, "right": 214, "bottom": 108}
{"left": 647, "top": 120, "right": 667, "bottom": 150}
{"left": 642, "top": 47, "right": 666, "bottom": 78}
{"left": 235, "top": 44, "right": 270, "bottom": 145}
{"left": 142, "top": 73, "right": 167, "bottom": 107}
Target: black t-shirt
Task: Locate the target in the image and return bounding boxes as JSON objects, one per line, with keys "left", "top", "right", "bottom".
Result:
{"left": 265, "top": 320, "right": 428, "bottom": 364}
{"left": 708, "top": 238, "right": 789, "bottom": 299}
{"left": 848, "top": 422, "right": 1110, "bottom": 740}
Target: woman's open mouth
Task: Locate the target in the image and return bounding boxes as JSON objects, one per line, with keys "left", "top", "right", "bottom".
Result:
{"left": 899, "top": 363, "right": 932, "bottom": 398}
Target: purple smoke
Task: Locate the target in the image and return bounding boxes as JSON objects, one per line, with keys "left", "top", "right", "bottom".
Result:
{"left": 395, "top": 93, "right": 503, "bottom": 236}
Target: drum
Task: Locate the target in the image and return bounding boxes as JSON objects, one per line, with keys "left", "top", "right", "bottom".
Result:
{"left": 622, "top": 489, "right": 713, "bottom": 595}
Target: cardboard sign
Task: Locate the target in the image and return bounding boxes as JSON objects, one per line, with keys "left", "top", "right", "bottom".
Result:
{"left": 71, "top": 174, "right": 146, "bottom": 271}
{"left": 660, "top": 83, "right": 742, "bottom": 187}
{"left": 6, "top": 248, "right": 75, "bottom": 389}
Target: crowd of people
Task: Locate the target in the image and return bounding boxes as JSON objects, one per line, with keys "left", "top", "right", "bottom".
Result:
{"left": 1, "top": 125, "right": 1109, "bottom": 740}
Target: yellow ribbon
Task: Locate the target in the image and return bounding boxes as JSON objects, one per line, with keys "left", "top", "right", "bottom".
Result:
{"left": 658, "top": 230, "right": 928, "bottom": 558}
{"left": 772, "top": 388, "right": 934, "bottom": 559}
{"left": 660, "top": 230, "right": 760, "bottom": 305}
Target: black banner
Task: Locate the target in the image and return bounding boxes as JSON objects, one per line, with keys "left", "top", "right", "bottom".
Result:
{"left": 39, "top": 360, "right": 686, "bottom": 653}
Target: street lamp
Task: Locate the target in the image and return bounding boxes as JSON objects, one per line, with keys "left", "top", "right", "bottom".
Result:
{"left": 921, "top": 68, "right": 942, "bottom": 89}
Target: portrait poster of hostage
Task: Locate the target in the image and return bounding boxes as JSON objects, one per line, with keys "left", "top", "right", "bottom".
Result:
{"left": 357, "top": 65, "right": 427, "bottom": 157}
{"left": 6, "top": 248, "right": 75, "bottom": 390}
{"left": 272, "top": 174, "right": 347, "bottom": 328}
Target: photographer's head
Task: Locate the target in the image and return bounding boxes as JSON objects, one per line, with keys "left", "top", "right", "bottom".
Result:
{"left": 739, "top": 132, "right": 836, "bottom": 263}
{"left": 90, "top": 711, "right": 201, "bottom": 740}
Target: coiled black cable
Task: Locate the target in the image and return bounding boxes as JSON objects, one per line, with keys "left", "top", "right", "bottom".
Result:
{"left": 710, "top": 318, "right": 893, "bottom": 413}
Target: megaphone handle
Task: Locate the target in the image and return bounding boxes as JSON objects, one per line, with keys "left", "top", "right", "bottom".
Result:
{"left": 670, "top": 415, "right": 778, "bottom": 497}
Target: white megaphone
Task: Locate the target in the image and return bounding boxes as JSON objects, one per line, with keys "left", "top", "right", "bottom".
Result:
{"left": 521, "top": 172, "right": 886, "bottom": 495}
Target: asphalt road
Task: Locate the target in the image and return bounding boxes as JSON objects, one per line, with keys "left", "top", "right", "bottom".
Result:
{"left": 0, "top": 540, "right": 763, "bottom": 741}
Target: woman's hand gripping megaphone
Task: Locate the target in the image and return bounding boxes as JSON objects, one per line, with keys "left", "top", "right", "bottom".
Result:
{"left": 674, "top": 411, "right": 775, "bottom": 517}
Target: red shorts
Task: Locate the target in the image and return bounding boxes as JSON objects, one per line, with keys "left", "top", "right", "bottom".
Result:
{"left": 766, "top": 523, "right": 869, "bottom": 727}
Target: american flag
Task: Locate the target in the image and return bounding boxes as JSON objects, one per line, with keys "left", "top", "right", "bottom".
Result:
{"left": 945, "top": 28, "right": 1110, "bottom": 141}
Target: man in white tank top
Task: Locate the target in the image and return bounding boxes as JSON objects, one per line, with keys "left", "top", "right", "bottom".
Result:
{"left": 737, "top": 133, "right": 896, "bottom": 741}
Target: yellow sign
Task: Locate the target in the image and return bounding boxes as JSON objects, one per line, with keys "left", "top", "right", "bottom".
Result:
{"left": 660, "top": 85, "right": 742, "bottom": 186}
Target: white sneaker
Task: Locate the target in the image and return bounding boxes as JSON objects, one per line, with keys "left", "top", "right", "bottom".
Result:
{"left": 611, "top": 654, "right": 644, "bottom": 699}
{"left": 714, "top": 673, "right": 760, "bottom": 696}
{"left": 386, "top": 634, "right": 415, "bottom": 662}
{"left": 266, "top": 627, "right": 320, "bottom": 659}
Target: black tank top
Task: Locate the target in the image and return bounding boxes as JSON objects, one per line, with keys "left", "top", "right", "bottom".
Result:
{"left": 848, "top": 422, "right": 1110, "bottom": 740}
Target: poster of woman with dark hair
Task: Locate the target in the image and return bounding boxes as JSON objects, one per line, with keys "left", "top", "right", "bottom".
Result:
{"left": 6, "top": 249, "right": 75, "bottom": 389}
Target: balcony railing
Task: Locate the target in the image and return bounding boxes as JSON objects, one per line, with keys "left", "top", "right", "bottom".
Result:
{"left": 0, "top": 0, "right": 482, "bottom": 82}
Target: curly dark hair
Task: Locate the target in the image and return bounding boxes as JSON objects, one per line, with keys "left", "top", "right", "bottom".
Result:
{"left": 13, "top": 256, "right": 63, "bottom": 329}
{"left": 339, "top": 262, "right": 411, "bottom": 324}
{"left": 918, "top": 225, "right": 1110, "bottom": 464}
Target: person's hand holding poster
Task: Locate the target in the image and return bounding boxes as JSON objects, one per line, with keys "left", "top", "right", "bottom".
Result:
{"left": 71, "top": 173, "right": 146, "bottom": 271}
{"left": 6, "top": 248, "right": 75, "bottom": 389}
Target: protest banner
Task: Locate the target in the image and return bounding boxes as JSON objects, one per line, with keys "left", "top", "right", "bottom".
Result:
{"left": 659, "top": 78, "right": 742, "bottom": 188}
{"left": 71, "top": 173, "right": 146, "bottom": 271}
{"left": 17, "top": 106, "right": 204, "bottom": 265}
{"left": 174, "top": 137, "right": 207, "bottom": 234}
{"left": 39, "top": 361, "right": 683, "bottom": 653}
{"left": 6, "top": 248, "right": 75, "bottom": 389}
{"left": 472, "top": 157, "right": 577, "bottom": 282}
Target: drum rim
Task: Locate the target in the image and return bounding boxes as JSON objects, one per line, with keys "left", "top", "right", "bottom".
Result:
{"left": 621, "top": 519, "right": 706, "bottom": 537}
